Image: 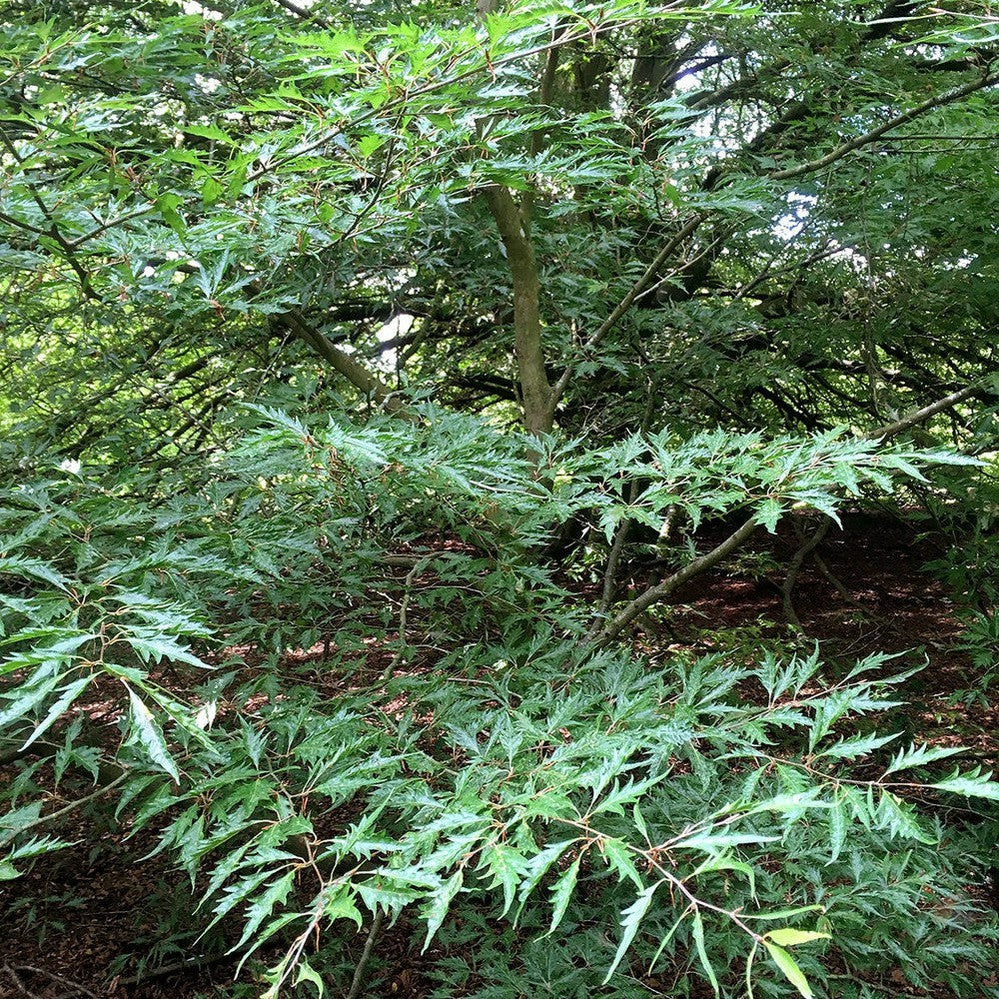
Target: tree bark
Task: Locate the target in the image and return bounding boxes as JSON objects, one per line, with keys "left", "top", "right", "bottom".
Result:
{"left": 282, "top": 309, "right": 405, "bottom": 414}
{"left": 486, "top": 186, "right": 554, "bottom": 434}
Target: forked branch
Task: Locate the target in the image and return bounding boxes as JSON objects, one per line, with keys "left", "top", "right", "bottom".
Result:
{"left": 593, "top": 515, "right": 761, "bottom": 647}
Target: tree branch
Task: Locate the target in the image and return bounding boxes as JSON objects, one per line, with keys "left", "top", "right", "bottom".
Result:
{"left": 769, "top": 70, "right": 999, "bottom": 180}
{"left": 346, "top": 910, "right": 384, "bottom": 999}
{"left": 583, "top": 326, "right": 987, "bottom": 645}
{"left": 869, "top": 380, "right": 987, "bottom": 441}
{"left": 270, "top": 0, "right": 329, "bottom": 27}
{"left": 283, "top": 310, "right": 405, "bottom": 414}
{"left": 550, "top": 214, "right": 703, "bottom": 407}
{"left": 592, "top": 514, "right": 761, "bottom": 647}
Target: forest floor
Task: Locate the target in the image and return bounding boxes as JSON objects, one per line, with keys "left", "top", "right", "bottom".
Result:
{"left": 1, "top": 516, "right": 996, "bottom": 999}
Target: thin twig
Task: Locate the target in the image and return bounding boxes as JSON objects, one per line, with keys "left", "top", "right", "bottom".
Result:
{"left": 15, "top": 772, "right": 128, "bottom": 835}
{"left": 346, "top": 909, "right": 384, "bottom": 999}
{"left": 382, "top": 563, "right": 420, "bottom": 681}
{"left": 812, "top": 552, "right": 866, "bottom": 610}
{"left": 116, "top": 952, "right": 230, "bottom": 986}
{"left": 592, "top": 378, "right": 659, "bottom": 627}
{"left": 782, "top": 517, "right": 832, "bottom": 631}
{"left": 597, "top": 517, "right": 632, "bottom": 621}
{"left": 0, "top": 128, "right": 98, "bottom": 299}
{"left": 8, "top": 965, "right": 99, "bottom": 999}
{"left": 550, "top": 215, "right": 703, "bottom": 408}
{"left": 270, "top": 0, "right": 329, "bottom": 26}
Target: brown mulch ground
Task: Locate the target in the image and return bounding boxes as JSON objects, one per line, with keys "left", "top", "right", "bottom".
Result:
{"left": 1, "top": 515, "right": 996, "bottom": 998}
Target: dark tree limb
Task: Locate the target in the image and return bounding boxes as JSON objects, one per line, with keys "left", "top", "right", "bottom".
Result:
{"left": 550, "top": 214, "right": 703, "bottom": 409}
{"left": 591, "top": 376, "right": 993, "bottom": 648}
{"left": 346, "top": 910, "right": 384, "bottom": 999}
{"left": 782, "top": 517, "right": 833, "bottom": 631}
{"left": 283, "top": 310, "right": 404, "bottom": 414}
{"left": 270, "top": 0, "right": 329, "bottom": 27}
{"left": 593, "top": 515, "right": 761, "bottom": 647}
{"left": 769, "top": 71, "right": 999, "bottom": 180}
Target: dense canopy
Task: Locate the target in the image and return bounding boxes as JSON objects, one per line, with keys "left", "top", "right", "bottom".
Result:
{"left": 1, "top": 0, "right": 998, "bottom": 996}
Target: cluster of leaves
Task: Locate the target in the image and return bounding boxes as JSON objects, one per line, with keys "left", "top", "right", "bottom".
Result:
{"left": 576, "top": 427, "right": 971, "bottom": 537}
{"left": 1, "top": 0, "right": 998, "bottom": 995}
{"left": 2, "top": 407, "right": 997, "bottom": 996}
{"left": 3, "top": 0, "right": 997, "bottom": 459}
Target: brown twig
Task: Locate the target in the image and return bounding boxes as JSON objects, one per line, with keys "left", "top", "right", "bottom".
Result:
{"left": 382, "top": 563, "right": 420, "bottom": 682}
{"left": 5, "top": 964, "right": 97, "bottom": 999}
{"left": 346, "top": 909, "right": 384, "bottom": 999}
{"left": 782, "top": 517, "right": 833, "bottom": 631}
{"left": 870, "top": 381, "right": 985, "bottom": 441}
{"left": 14, "top": 772, "right": 128, "bottom": 836}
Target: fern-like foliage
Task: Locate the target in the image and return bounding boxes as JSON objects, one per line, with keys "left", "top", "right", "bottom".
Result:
{"left": 0, "top": 410, "right": 996, "bottom": 997}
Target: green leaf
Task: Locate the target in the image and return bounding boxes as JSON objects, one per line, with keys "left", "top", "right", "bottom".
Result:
{"left": 884, "top": 742, "right": 965, "bottom": 775}
{"left": 931, "top": 767, "right": 999, "bottom": 800}
{"left": 155, "top": 192, "right": 186, "bottom": 236}
{"left": 765, "top": 928, "right": 830, "bottom": 947}
{"left": 692, "top": 853, "right": 756, "bottom": 898}
{"left": 293, "top": 957, "right": 325, "bottom": 997}
{"left": 691, "top": 909, "right": 720, "bottom": 996}
{"left": 827, "top": 799, "right": 847, "bottom": 864}
{"left": 742, "top": 905, "right": 824, "bottom": 921}
{"left": 233, "top": 871, "right": 296, "bottom": 951}
{"left": 0, "top": 673, "right": 59, "bottom": 728}
{"left": 876, "top": 790, "right": 936, "bottom": 843}
{"left": 515, "top": 839, "right": 574, "bottom": 923}
{"left": 673, "top": 831, "right": 778, "bottom": 853}
{"left": 647, "top": 907, "right": 689, "bottom": 974}
{"left": 421, "top": 871, "right": 462, "bottom": 951}
{"left": 201, "top": 174, "right": 224, "bottom": 207}
{"left": 763, "top": 942, "right": 814, "bottom": 998}
{"left": 480, "top": 841, "right": 526, "bottom": 917}
{"left": 357, "top": 133, "right": 387, "bottom": 158}
{"left": 547, "top": 855, "right": 581, "bottom": 936}
{"left": 184, "top": 124, "right": 237, "bottom": 145}
{"left": 323, "top": 885, "right": 363, "bottom": 928}
{"left": 126, "top": 633, "right": 211, "bottom": 669}
{"left": 125, "top": 686, "right": 179, "bottom": 782}
{"left": 21, "top": 675, "right": 92, "bottom": 750}
{"left": 603, "top": 882, "right": 659, "bottom": 984}
{"left": 756, "top": 496, "right": 783, "bottom": 533}
{"left": 355, "top": 882, "right": 420, "bottom": 914}
{"left": 0, "top": 556, "right": 69, "bottom": 591}
{"left": 601, "top": 837, "right": 644, "bottom": 890}
{"left": 818, "top": 730, "right": 902, "bottom": 760}
{"left": 632, "top": 802, "right": 650, "bottom": 845}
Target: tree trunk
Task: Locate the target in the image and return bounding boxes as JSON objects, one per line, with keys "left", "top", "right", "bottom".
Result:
{"left": 486, "top": 186, "right": 554, "bottom": 435}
